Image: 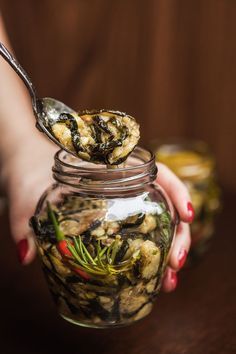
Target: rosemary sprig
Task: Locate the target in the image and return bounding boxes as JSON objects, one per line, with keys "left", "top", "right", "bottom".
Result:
{"left": 47, "top": 201, "right": 140, "bottom": 277}
{"left": 68, "top": 236, "right": 138, "bottom": 276}
{"left": 111, "top": 238, "right": 120, "bottom": 263}
{"left": 78, "top": 237, "right": 96, "bottom": 265}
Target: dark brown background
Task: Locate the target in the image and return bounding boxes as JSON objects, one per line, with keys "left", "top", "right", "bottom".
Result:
{"left": 0, "top": 3, "right": 236, "bottom": 353}
{"left": 0, "top": 0, "right": 236, "bottom": 191}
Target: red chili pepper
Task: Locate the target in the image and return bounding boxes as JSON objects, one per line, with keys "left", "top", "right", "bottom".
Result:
{"left": 74, "top": 267, "right": 90, "bottom": 280}
{"left": 47, "top": 202, "right": 72, "bottom": 257}
{"left": 57, "top": 240, "right": 90, "bottom": 280}
{"left": 57, "top": 240, "right": 72, "bottom": 257}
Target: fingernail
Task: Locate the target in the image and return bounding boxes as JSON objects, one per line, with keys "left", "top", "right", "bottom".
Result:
{"left": 170, "top": 270, "right": 178, "bottom": 290}
{"left": 178, "top": 249, "right": 187, "bottom": 269}
{"left": 187, "top": 202, "right": 195, "bottom": 223}
{"left": 17, "top": 239, "right": 29, "bottom": 264}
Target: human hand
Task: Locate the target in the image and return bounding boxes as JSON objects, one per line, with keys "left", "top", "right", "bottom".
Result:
{"left": 156, "top": 163, "right": 194, "bottom": 292}
{"left": 1, "top": 135, "right": 57, "bottom": 264}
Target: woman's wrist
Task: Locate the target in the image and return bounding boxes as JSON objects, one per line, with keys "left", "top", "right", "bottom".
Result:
{"left": 0, "top": 131, "right": 56, "bottom": 192}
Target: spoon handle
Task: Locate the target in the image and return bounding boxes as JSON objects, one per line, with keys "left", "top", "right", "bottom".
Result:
{"left": 0, "top": 42, "right": 39, "bottom": 114}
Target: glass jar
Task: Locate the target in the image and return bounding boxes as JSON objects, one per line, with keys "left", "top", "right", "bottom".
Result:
{"left": 30, "top": 147, "right": 177, "bottom": 328}
{"left": 152, "top": 140, "right": 221, "bottom": 262}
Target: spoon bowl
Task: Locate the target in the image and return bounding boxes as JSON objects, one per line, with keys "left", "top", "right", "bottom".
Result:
{"left": 36, "top": 97, "right": 77, "bottom": 156}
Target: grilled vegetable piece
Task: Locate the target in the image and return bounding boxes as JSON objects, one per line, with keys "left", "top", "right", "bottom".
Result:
{"left": 50, "top": 109, "right": 140, "bottom": 165}
{"left": 132, "top": 302, "right": 153, "bottom": 322}
{"left": 139, "top": 240, "right": 161, "bottom": 279}
{"left": 119, "top": 283, "right": 148, "bottom": 315}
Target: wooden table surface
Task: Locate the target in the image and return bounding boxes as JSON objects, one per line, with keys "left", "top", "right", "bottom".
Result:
{"left": 0, "top": 192, "right": 235, "bottom": 354}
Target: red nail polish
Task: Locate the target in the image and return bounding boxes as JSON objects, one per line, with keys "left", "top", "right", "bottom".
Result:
{"left": 178, "top": 249, "right": 187, "bottom": 269}
{"left": 17, "top": 239, "right": 29, "bottom": 263}
{"left": 170, "top": 270, "right": 178, "bottom": 289}
{"left": 187, "top": 202, "right": 195, "bottom": 223}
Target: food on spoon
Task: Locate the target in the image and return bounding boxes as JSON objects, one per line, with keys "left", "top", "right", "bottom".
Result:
{"left": 49, "top": 109, "right": 140, "bottom": 165}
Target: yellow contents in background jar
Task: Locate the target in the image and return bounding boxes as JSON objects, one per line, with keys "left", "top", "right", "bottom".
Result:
{"left": 152, "top": 140, "right": 221, "bottom": 263}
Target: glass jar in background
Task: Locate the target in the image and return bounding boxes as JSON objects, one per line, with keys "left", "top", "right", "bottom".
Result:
{"left": 30, "top": 147, "right": 177, "bottom": 328}
{"left": 151, "top": 140, "right": 221, "bottom": 263}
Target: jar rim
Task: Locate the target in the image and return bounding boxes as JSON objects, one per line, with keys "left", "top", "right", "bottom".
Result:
{"left": 54, "top": 146, "right": 155, "bottom": 173}
{"left": 52, "top": 146, "right": 157, "bottom": 192}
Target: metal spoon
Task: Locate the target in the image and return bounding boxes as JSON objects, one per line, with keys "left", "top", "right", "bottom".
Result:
{"left": 0, "top": 42, "right": 77, "bottom": 156}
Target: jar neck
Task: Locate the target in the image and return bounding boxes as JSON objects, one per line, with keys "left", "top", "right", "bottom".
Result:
{"left": 52, "top": 147, "right": 157, "bottom": 195}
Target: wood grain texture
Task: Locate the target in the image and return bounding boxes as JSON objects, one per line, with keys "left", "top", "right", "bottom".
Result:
{"left": 0, "top": 192, "right": 235, "bottom": 354}
{"left": 0, "top": 1, "right": 236, "bottom": 191}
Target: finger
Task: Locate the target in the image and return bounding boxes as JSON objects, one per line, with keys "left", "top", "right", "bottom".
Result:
{"left": 162, "top": 266, "right": 178, "bottom": 293}
{"left": 168, "top": 222, "right": 191, "bottom": 271}
{"left": 156, "top": 162, "right": 195, "bottom": 223}
{"left": 9, "top": 205, "right": 36, "bottom": 265}
{"left": 16, "top": 233, "right": 36, "bottom": 265}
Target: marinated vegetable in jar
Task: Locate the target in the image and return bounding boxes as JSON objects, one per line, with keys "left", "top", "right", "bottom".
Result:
{"left": 30, "top": 147, "right": 177, "bottom": 328}
{"left": 152, "top": 140, "right": 220, "bottom": 262}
